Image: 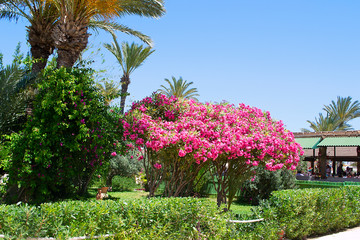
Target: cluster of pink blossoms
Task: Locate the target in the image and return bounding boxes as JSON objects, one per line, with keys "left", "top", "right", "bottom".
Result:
{"left": 123, "top": 94, "right": 303, "bottom": 171}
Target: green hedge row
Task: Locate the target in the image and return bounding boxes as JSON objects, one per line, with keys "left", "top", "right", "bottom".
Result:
{"left": 3, "top": 187, "right": 360, "bottom": 240}
{"left": 296, "top": 180, "right": 360, "bottom": 189}
{"left": 260, "top": 186, "right": 360, "bottom": 239}
{"left": 0, "top": 197, "right": 284, "bottom": 240}
{"left": 0, "top": 198, "right": 226, "bottom": 239}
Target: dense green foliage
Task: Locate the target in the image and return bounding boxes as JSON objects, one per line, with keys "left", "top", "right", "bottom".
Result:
{"left": 3, "top": 67, "right": 124, "bottom": 203}
{"left": 106, "top": 149, "right": 143, "bottom": 186}
{"left": 111, "top": 176, "right": 141, "bottom": 192}
{"left": 260, "top": 187, "right": 360, "bottom": 239}
{"left": 0, "top": 198, "right": 229, "bottom": 239}
{"left": 238, "top": 167, "right": 297, "bottom": 205}
{"left": 296, "top": 180, "right": 360, "bottom": 189}
{"left": 0, "top": 47, "right": 31, "bottom": 135}
{"left": 2, "top": 187, "right": 360, "bottom": 239}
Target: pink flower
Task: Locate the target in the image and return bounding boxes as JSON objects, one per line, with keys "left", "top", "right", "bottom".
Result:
{"left": 154, "top": 163, "right": 162, "bottom": 169}
{"left": 80, "top": 119, "right": 85, "bottom": 124}
{"left": 111, "top": 152, "right": 117, "bottom": 157}
{"left": 179, "top": 149, "right": 186, "bottom": 157}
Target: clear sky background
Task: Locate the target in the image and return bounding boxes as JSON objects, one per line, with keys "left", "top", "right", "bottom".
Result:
{"left": 1, "top": 0, "right": 359, "bottom": 132}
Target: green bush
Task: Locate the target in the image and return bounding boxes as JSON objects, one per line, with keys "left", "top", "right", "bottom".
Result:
{"left": 296, "top": 180, "right": 360, "bottom": 189}
{"left": 4, "top": 67, "right": 125, "bottom": 203}
{"left": 0, "top": 198, "right": 233, "bottom": 239}
{"left": 111, "top": 176, "right": 140, "bottom": 191}
{"left": 238, "top": 167, "right": 297, "bottom": 205}
{"left": 260, "top": 186, "right": 360, "bottom": 239}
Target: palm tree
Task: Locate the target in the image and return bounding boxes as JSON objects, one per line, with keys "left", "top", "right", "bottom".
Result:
{"left": 304, "top": 96, "right": 360, "bottom": 132}
{"left": 95, "top": 79, "right": 121, "bottom": 106}
{"left": 158, "top": 76, "right": 199, "bottom": 101}
{"left": 104, "top": 37, "right": 154, "bottom": 114}
{"left": 0, "top": 0, "right": 58, "bottom": 74}
{"left": 0, "top": 53, "right": 27, "bottom": 134}
{"left": 305, "top": 113, "right": 349, "bottom": 132}
{"left": 50, "top": 0, "right": 164, "bottom": 68}
{"left": 323, "top": 96, "right": 360, "bottom": 129}
{"left": 1, "top": 0, "right": 165, "bottom": 70}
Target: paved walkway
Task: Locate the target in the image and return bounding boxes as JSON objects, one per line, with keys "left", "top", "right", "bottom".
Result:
{"left": 308, "top": 226, "right": 360, "bottom": 240}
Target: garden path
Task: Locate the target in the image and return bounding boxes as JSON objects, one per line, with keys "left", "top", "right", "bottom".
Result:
{"left": 308, "top": 226, "right": 360, "bottom": 240}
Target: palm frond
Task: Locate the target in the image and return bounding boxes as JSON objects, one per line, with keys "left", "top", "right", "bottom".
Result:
{"left": 91, "top": 20, "right": 152, "bottom": 46}
{"left": 323, "top": 96, "right": 360, "bottom": 129}
{"left": 158, "top": 76, "right": 199, "bottom": 101}
{"left": 121, "top": 42, "right": 154, "bottom": 74}
{"left": 0, "top": 62, "right": 27, "bottom": 134}
{"left": 116, "top": 0, "right": 165, "bottom": 18}
{"left": 0, "top": 4, "right": 20, "bottom": 21}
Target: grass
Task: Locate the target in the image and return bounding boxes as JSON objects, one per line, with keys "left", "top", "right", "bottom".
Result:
{"left": 89, "top": 188, "right": 255, "bottom": 216}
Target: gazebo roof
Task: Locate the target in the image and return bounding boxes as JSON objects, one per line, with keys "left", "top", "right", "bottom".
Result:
{"left": 295, "top": 137, "right": 322, "bottom": 149}
{"left": 317, "top": 137, "right": 360, "bottom": 147}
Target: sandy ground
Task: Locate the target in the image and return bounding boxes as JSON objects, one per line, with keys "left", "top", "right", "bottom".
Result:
{"left": 307, "top": 226, "right": 360, "bottom": 240}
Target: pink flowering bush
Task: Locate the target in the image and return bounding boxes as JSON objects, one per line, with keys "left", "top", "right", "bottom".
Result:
{"left": 123, "top": 93, "right": 303, "bottom": 208}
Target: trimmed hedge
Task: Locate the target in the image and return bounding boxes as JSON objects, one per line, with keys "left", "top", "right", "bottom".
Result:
{"left": 0, "top": 198, "right": 227, "bottom": 239}
{"left": 260, "top": 186, "right": 360, "bottom": 239}
{"left": 296, "top": 180, "right": 360, "bottom": 189}
{"left": 0, "top": 197, "right": 283, "bottom": 240}
{"left": 4, "top": 187, "right": 359, "bottom": 239}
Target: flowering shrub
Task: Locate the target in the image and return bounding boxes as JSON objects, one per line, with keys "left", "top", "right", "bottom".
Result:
{"left": 123, "top": 93, "right": 303, "bottom": 208}
{"left": 4, "top": 67, "right": 124, "bottom": 203}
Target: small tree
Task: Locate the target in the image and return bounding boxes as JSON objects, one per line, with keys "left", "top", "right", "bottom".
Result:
{"left": 4, "top": 67, "right": 125, "bottom": 203}
{"left": 106, "top": 148, "right": 143, "bottom": 186}
{"left": 123, "top": 94, "right": 303, "bottom": 208}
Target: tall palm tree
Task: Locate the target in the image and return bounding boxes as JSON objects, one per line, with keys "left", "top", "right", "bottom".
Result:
{"left": 50, "top": 0, "right": 164, "bottom": 68}
{"left": 95, "top": 79, "right": 121, "bottom": 106}
{"left": 1, "top": 0, "right": 165, "bottom": 70}
{"left": 323, "top": 96, "right": 360, "bottom": 129}
{"left": 0, "top": 0, "right": 58, "bottom": 74}
{"left": 104, "top": 37, "right": 154, "bottom": 114}
{"left": 158, "top": 76, "right": 199, "bottom": 101}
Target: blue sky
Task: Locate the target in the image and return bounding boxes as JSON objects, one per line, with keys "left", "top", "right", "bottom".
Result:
{"left": 1, "top": 0, "right": 359, "bottom": 132}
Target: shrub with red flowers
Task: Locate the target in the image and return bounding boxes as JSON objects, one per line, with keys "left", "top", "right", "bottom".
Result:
{"left": 123, "top": 93, "right": 303, "bottom": 208}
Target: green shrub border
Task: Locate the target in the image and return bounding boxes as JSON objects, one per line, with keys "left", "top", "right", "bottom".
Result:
{"left": 260, "top": 186, "right": 360, "bottom": 239}
{"left": 296, "top": 180, "right": 360, "bottom": 188}
{"left": 0, "top": 198, "right": 232, "bottom": 239}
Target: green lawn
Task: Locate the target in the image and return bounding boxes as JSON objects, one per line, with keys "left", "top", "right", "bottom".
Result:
{"left": 89, "top": 189, "right": 254, "bottom": 216}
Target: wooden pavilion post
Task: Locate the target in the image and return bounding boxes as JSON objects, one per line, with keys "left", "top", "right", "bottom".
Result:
{"left": 319, "top": 146, "right": 327, "bottom": 179}
{"left": 333, "top": 146, "right": 336, "bottom": 176}
{"left": 357, "top": 147, "right": 360, "bottom": 175}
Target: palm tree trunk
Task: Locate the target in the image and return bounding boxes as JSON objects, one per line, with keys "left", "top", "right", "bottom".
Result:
{"left": 56, "top": 49, "right": 83, "bottom": 68}
{"left": 52, "top": 18, "right": 89, "bottom": 68}
{"left": 120, "top": 75, "right": 130, "bottom": 114}
{"left": 28, "top": 27, "right": 54, "bottom": 74}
